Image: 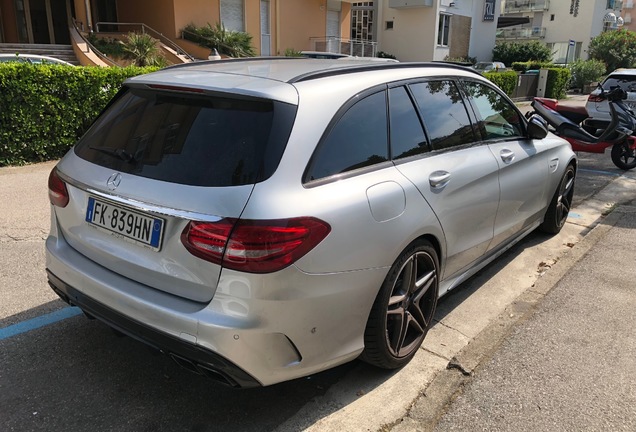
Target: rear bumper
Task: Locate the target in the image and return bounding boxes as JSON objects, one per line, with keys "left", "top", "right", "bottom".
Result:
{"left": 47, "top": 270, "right": 260, "bottom": 388}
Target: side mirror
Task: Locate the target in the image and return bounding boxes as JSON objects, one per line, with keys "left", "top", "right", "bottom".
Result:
{"left": 527, "top": 114, "right": 548, "bottom": 139}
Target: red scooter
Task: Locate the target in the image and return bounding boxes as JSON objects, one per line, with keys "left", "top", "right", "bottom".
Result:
{"left": 529, "top": 87, "right": 636, "bottom": 170}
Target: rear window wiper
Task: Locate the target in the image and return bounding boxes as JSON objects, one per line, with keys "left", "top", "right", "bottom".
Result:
{"left": 89, "top": 146, "right": 135, "bottom": 163}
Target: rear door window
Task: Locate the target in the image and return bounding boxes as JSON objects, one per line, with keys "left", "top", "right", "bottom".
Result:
{"left": 75, "top": 87, "right": 296, "bottom": 187}
{"left": 409, "top": 80, "right": 476, "bottom": 150}
{"left": 388, "top": 86, "right": 429, "bottom": 159}
{"left": 304, "top": 90, "right": 389, "bottom": 182}
{"left": 463, "top": 81, "right": 524, "bottom": 140}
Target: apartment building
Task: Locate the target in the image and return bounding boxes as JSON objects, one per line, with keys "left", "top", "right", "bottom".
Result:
{"left": 0, "top": 0, "right": 357, "bottom": 57}
{"left": 499, "top": 0, "right": 626, "bottom": 63}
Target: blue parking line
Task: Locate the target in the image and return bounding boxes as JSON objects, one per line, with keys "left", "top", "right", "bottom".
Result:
{"left": 578, "top": 168, "right": 621, "bottom": 177}
{"left": 0, "top": 307, "right": 83, "bottom": 340}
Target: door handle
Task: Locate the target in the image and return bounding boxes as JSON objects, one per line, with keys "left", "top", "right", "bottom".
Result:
{"left": 429, "top": 171, "right": 451, "bottom": 189}
{"left": 500, "top": 149, "right": 515, "bottom": 163}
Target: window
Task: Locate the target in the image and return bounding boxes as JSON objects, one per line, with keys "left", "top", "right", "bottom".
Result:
{"left": 388, "top": 86, "right": 428, "bottom": 159}
{"left": 385, "top": 21, "right": 394, "bottom": 30}
{"left": 463, "top": 81, "right": 523, "bottom": 140}
{"left": 305, "top": 91, "right": 388, "bottom": 182}
{"left": 221, "top": 0, "right": 245, "bottom": 32}
{"left": 550, "top": 14, "right": 555, "bottom": 21}
{"left": 75, "top": 88, "right": 296, "bottom": 187}
{"left": 409, "top": 81, "right": 475, "bottom": 150}
{"left": 351, "top": 2, "right": 374, "bottom": 41}
{"left": 437, "top": 14, "right": 451, "bottom": 46}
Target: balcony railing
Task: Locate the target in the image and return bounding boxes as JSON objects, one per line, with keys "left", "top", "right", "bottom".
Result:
{"left": 607, "top": 0, "right": 623, "bottom": 10}
{"left": 503, "top": 0, "right": 550, "bottom": 14}
{"left": 625, "top": 1, "right": 633, "bottom": 9}
{"left": 309, "top": 37, "right": 377, "bottom": 58}
{"left": 496, "top": 27, "right": 546, "bottom": 40}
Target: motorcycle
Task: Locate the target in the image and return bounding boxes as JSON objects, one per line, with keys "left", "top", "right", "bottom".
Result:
{"left": 528, "top": 86, "right": 636, "bottom": 170}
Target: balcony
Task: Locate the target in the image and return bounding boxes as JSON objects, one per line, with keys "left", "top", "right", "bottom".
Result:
{"left": 496, "top": 26, "right": 546, "bottom": 40}
{"left": 309, "top": 37, "right": 377, "bottom": 57}
{"left": 625, "top": 1, "right": 634, "bottom": 9}
{"left": 503, "top": 0, "right": 550, "bottom": 14}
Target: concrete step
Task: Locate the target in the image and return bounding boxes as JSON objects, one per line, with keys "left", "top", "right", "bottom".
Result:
{"left": 0, "top": 43, "right": 79, "bottom": 65}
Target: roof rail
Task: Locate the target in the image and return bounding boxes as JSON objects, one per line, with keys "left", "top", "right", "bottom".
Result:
{"left": 288, "top": 61, "right": 483, "bottom": 83}
{"left": 162, "top": 56, "right": 301, "bottom": 71}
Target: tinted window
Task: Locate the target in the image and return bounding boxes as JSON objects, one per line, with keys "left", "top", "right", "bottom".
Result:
{"left": 602, "top": 75, "right": 636, "bottom": 92}
{"left": 409, "top": 80, "right": 475, "bottom": 150}
{"left": 75, "top": 88, "right": 296, "bottom": 187}
{"left": 463, "top": 81, "right": 524, "bottom": 140}
{"left": 305, "top": 91, "right": 388, "bottom": 182}
{"left": 389, "top": 86, "right": 429, "bottom": 159}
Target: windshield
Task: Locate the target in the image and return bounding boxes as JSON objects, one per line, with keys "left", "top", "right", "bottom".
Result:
{"left": 75, "top": 87, "right": 296, "bottom": 187}
{"left": 602, "top": 75, "right": 636, "bottom": 92}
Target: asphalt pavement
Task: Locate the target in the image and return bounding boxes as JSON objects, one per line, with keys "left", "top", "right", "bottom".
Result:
{"left": 387, "top": 95, "right": 636, "bottom": 430}
{"left": 2, "top": 93, "right": 636, "bottom": 431}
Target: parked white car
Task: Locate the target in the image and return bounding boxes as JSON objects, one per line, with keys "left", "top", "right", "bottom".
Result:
{"left": 585, "top": 69, "right": 636, "bottom": 130}
{"left": 0, "top": 53, "right": 74, "bottom": 65}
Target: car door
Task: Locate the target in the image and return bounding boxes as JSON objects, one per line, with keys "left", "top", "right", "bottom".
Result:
{"left": 390, "top": 80, "right": 501, "bottom": 282}
{"left": 462, "top": 79, "right": 551, "bottom": 251}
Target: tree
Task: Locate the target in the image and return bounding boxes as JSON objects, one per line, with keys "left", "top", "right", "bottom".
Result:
{"left": 568, "top": 59, "right": 606, "bottom": 91}
{"left": 182, "top": 23, "right": 256, "bottom": 58}
{"left": 588, "top": 29, "right": 636, "bottom": 72}
{"left": 492, "top": 41, "right": 552, "bottom": 66}
{"left": 120, "top": 32, "right": 167, "bottom": 67}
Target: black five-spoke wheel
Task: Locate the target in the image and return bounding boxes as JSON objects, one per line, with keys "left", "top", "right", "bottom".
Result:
{"left": 361, "top": 240, "right": 439, "bottom": 369}
{"left": 540, "top": 164, "right": 575, "bottom": 234}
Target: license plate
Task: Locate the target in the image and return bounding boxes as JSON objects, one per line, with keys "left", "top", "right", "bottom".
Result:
{"left": 85, "top": 196, "right": 164, "bottom": 250}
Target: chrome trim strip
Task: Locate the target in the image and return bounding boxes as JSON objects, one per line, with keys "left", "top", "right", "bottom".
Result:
{"left": 57, "top": 171, "right": 223, "bottom": 223}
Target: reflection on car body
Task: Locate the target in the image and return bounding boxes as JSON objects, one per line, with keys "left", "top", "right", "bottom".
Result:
{"left": 46, "top": 59, "right": 576, "bottom": 387}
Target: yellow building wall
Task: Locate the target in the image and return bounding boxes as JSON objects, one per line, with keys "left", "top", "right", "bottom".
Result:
{"left": 278, "top": 0, "right": 325, "bottom": 53}
{"left": 340, "top": 2, "right": 351, "bottom": 41}
{"left": 115, "top": 0, "right": 177, "bottom": 38}
{"left": 173, "top": 0, "right": 220, "bottom": 37}
{"left": 245, "top": 0, "right": 261, "bottom": 54}
{"left": 72, "top": 0, "right": 88, "bottom": 31}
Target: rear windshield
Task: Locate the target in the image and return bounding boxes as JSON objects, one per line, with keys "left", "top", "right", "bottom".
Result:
{"left": 602, "top": 75, "right": 636, "bottom": 92}
{"left": 75, "top": 87, "right": 296, "bottom": 187}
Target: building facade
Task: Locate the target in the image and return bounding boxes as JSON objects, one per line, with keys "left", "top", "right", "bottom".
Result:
{"left": 499, "top": 0, "right": 626, "bottom": 63}
{"left": 0, "top": 0, "right": 354, "bottom": 56}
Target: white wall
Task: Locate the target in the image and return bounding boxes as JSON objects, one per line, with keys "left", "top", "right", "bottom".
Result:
{"left": 467, "top": 0, "right": 500, "bottom": 61}
{"left": 377, "top": 0, "right": 499, "bottom": 62}
{"left": 378, "top": 2, "right": 438, "bottom": 61}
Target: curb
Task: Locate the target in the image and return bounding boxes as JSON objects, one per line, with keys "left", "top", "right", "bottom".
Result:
{"left": 389, "top": 203, "right": 633, "bottom": 432}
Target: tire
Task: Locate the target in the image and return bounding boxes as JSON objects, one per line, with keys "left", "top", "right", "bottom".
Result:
{"left": 540, "top": 164, "right": 576, "bottom": 234}
{"left": 360, "top": 239, "right": 439, "bottom": 369}
{"left": 611, "top": 141, "right": 636, "bottom": 170}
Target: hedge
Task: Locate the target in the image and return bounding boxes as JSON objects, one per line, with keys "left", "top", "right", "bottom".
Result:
{"left": 0, "top": 64, "right": 158, "bottom": 166}
{"left": 545, "top": 67, "right": 572, "bottom": 99}
{"left": 483, "top": 70, "right": 518, "bottom": 97}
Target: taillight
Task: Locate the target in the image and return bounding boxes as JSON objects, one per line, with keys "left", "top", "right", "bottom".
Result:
{"left": 181, "top": 217, "right": 331, "bottom": 273}
{"left": 587, "top": 93, "right": 605, "bottom": 103}
{"left": 48, "top": 168, "right": 69, "bottom": 208}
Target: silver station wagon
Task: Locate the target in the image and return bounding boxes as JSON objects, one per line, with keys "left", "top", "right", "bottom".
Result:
{"left": 46, "top": 58, "right": 576, "bottom": 387}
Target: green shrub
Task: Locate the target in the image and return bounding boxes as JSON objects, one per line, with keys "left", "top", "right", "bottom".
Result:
{"left": 284, "top": 48, "right": 303, "bottom": 57}
{"left": 484, "top": 70, "right": 518, "bottom": 96}
{"left": 493, "top": 41, "right": 552, "bottom": 66}
{"left": 545, "top": 67, "right": 572, "bottom": 99}
{"left": 0, "top": 63, "right": 158, "bottom": 166}
{"left": 378, "top": 51, "right": 398, "bottom": 60}
{"left": 511, "top": 61, "right": 553, "bottom": 73}
{"left": 182, "top": 23, "right": 255, "bottom": 57}
{"left": 120, "top": 32, "right": 167, "bottom": 67}
{"left": 87, "top": 33, "right": 125, "bottom": 58}
{"left": 588, "top": 29, "right": 636, "bottom": 72}
{"left": 568, "top": 59, "right": 606, "bottom": 91}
